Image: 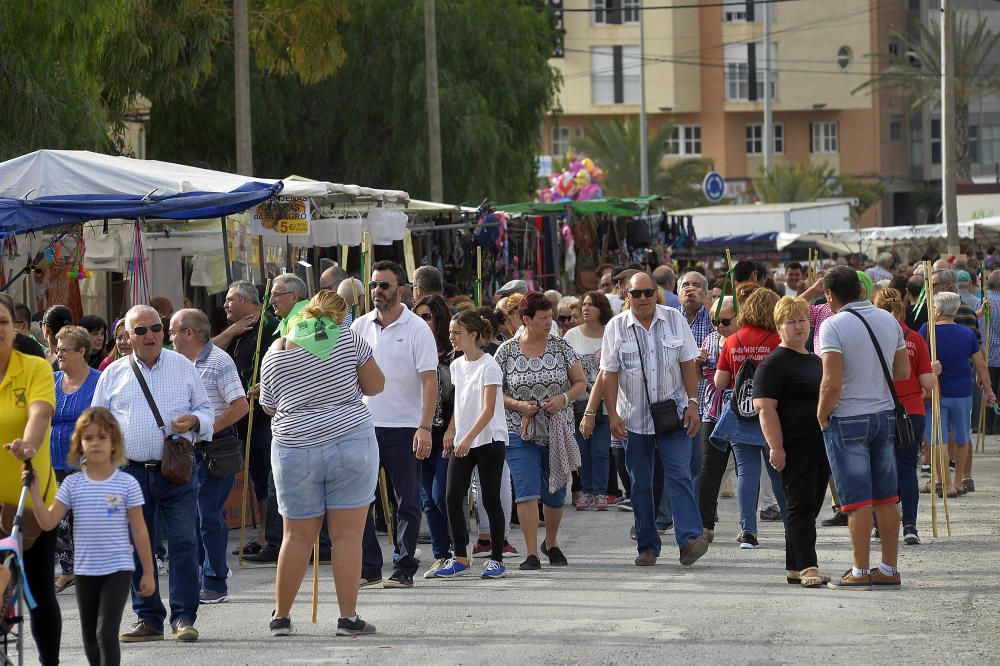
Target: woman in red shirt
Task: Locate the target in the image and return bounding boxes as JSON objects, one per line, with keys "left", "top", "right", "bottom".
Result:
{"left": 711, "top": 286, "right": 784, "bottom": 549}
{"left": 874, "top": 288, "right": 938, "bottom": 546}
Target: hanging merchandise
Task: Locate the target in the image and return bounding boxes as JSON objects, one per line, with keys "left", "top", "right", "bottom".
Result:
{"left": 339, "top": 210, "right": 364, "bottom": 246}
{"left": 686, "top": 215, "right": 697, "bottom": 248}
{"left": 627, "top": 215, "right": 652, "bottom": 248}
{"left": 562, "top": 221, "right": 576, "bottom": 283}
{"left": 125, "top": 220, "right": 150, "bottom": 310}
{"left": 474, "top": 211, "right": 502, "bottom": 248}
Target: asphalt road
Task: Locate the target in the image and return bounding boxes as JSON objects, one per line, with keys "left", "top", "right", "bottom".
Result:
{"left": 16, "top": 447, "right": 1000, "bottom": 665}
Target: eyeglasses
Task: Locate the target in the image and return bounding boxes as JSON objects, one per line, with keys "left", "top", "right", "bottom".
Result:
{"left": 271, "top": 290, "right": 296, "bottom": 298}
{"left": 418, "top": 312, "right": 434, "bottom": 321}
{"left": 557, "top": 314, "right": 573, "bottom": 323}
{"left": 115, "top": 335, "right": 129, "bottom": 344}
{"left": 369, "top": 281, "right": 397, "bottom": 291}
{"left": 711, "top": 317, "right": 734, "bottom": 327}
{"left": 54, "top": 347, "right": 80, "bottom": 355}
{"left": 628, "top": 288, "right": 656, "bottom": 299}
{"left": 131, "top": 323, "right": 163, "bottom": 336}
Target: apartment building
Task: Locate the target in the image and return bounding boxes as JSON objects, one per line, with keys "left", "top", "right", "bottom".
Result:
{"left": 543, "top": 0, "right": 918, "bottom": 227}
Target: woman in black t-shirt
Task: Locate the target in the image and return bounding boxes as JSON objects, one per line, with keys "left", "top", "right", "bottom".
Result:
{"left": 753, "top": 296, "right": 832, "bottom": 588}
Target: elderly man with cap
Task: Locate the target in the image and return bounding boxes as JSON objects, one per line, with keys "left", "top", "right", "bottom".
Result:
{"left": 496, "top": 279, "right": 529, "bottom": 299}
{"left": 956, "top": 270, "right": 980, "bottom": 310}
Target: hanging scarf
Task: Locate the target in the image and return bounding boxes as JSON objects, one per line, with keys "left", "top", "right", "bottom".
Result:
{"left": 547, "top": 409, "right": 581, "bottom": 494}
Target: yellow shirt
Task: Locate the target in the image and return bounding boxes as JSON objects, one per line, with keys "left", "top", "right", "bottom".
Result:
{"left": 0, "top": 351, "right": 56, "bottom": 507}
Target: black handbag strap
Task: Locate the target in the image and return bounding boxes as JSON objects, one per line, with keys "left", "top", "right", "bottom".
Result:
{"left": 129, "top": 355, "right": 166, "bottom": 431}
{"left": 846, "top": 309, "right": 905, "bottom": 408}
{"left": 631, "top": 326, "right": 655, "bottom": 408}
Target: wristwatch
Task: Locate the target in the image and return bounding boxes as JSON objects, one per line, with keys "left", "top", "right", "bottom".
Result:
{"left": 688, "top": 397, "right": 700, "bottom": 406}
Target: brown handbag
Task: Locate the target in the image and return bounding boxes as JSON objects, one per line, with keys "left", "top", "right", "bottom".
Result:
{"left": 130, "top": 356, "right": 194, "bottom": 484}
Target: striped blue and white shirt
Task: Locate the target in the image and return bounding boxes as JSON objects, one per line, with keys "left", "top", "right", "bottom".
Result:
{"left": 55, "top": 470, "right": 144, "bottom": 576}
{"left": 194, "top": 341, "right": 246, "bottom": 422}
{"left": 92, "top": 350, "right": 214, "bottom": 461}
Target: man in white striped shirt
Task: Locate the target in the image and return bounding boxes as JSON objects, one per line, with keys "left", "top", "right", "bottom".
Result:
{"left": 601, "top": 272, "right": 709, "bottom": 568}
{"left": 171, "top": 309, "right": 249, "bottom": 606}
{"left": 92, "top": 304, "right": 214, "bottom": 643}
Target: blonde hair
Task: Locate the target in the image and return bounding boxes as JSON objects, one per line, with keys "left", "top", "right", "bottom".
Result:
{"left": 734, "top": 281, "right": 760, "bottom": 305}
{"left": 56, "top": 325, "right": 92, "bottom": 355}
{"left": 738, "top": 288, "right": 780, "bottom": 331}
{"left": 68, "top": 407, "right": 127, "bottom": 468}
{"left": 873, "top": 287, "right": 905, "bottom": 320}
{"left": 302, "top": 289, "right": 347, "bottom": 323}
{"left": 500, "top": 293, "right": 525, "bottom": 318}
{"left": 773, "top": 296, "right": 810, "bottom": 328}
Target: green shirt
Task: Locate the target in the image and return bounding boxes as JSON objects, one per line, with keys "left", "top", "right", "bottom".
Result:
{"left": 278, "top": 300, "right": 309, "bottom": 338}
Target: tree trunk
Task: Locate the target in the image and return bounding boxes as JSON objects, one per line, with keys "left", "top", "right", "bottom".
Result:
{"left": 956, "top": 102, "right": 971, "bottom": 181}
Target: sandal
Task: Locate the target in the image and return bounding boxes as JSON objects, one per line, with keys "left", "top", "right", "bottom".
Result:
{"left": 55, "top": 574, "right": 75, "bottom": 593}
{"left": 786, "top": 570, "right": 800, "bottom": 585}
{"left": 798, "top": 568, "right": 830, "bottom": 588}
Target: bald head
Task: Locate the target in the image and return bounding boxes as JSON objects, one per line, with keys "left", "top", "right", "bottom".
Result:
{"left": 125, "top": 305, "right": 159, "bottom": 329}
{"left": 652, "top": 265, "right": 676, "bottom": 290}
{"left": 337, "top": 278, "right": 365, "bottom": 306}
{"left": 629, "top": 272, "right": 655, "bottom": 291}
{"left": 320, "top": 265, "right": 348, "bottom": 292}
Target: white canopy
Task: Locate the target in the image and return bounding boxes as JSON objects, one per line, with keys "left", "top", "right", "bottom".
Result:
{"left": 0, "top": 150, "right": 409, "bottom": 205}
{"left": 777, "top": 218, "right": 1000, "bottom": 256}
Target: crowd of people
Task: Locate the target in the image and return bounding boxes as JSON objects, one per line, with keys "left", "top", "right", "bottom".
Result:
{"left": 0, "top": 247, "right": 995, "bottom": 663}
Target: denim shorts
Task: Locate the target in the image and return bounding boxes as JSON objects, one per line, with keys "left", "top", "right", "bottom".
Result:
{"left": 272, "top": 420, "right": 378, "bottom": 518}
{"left": 924, "top": 395, "right": 972, "bottom": 445}
{"left": 821, "top": 410, "right": 898, "bottom": 512}
{"left": 506, "top": 433, "right": 566, "bottom": 508}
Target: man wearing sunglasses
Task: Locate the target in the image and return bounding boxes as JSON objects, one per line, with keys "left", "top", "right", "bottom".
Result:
{"left": 271, "top": 274, "right": 309, "bottom": 338}
{"left": 600, "top": 272, "right": 708, "bottom": 567}
{"left": 92, "top": 304, "right": 214, "bottom": 642}
{"left": 351, "top": 260, "right": 439, "bottom": 588}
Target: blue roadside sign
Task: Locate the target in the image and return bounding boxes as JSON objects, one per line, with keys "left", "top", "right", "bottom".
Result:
{"left": 702, "top": 171, "right": 726, "bottom": 203}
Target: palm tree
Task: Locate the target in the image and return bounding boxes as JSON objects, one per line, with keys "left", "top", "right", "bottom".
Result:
{"left": 571, "top": 116, "right": 712, "bottom": 208}
{"left": 752, "top": 163, "right": 884, "bottom": 228}
{"left": 853, "top": 15, "right": 1000, "bottom": 180}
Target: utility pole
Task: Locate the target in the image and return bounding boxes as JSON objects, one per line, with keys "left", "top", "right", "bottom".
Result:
{"left": 425, "top": 0, "right": 444, "bottom": 202}
{"left": 762, "top": 0, "right": 773, "bottom": 171}
{"left": 941, "top": 0, "right": 959, "bottom": 255}
{"left": 234, "top": 0, "right": 253, "bottom": 176}
{"left": 639, "top": 0, "right": 649, "bottom": 196}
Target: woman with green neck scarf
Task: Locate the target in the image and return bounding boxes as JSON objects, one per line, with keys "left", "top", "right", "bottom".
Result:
{"left": 259, "top": 290, "right": 385, "bottom": 638}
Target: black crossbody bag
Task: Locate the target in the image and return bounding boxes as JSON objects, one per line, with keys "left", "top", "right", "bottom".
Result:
{"left": 847, "top": 310, "right": 915, "bottom": 450}
{"left": 632, "top": 328, "right": 683, "bottom": 435}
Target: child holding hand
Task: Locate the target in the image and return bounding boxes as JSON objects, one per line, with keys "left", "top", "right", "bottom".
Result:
{"left": 26, "top": 407, "right": 154, "bottom": 666}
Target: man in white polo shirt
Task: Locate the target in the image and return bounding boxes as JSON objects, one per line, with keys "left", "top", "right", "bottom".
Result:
{"left": 351, "top": 260, "right": 438, "bottom": 588}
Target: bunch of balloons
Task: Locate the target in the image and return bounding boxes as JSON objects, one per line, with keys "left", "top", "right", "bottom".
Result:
{"left": 538, "top": 156, "right": 604, "bottom": 203}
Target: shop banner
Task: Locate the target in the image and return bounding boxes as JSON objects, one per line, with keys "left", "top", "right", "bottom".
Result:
{"left": 250, "top": 195, "right": 311, "bottom": 236}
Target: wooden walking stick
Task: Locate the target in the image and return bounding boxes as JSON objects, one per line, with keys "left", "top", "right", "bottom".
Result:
{"left": 977, "top": 273, "right": 990, "bottom": 453}
{"left": 924, "top": 263, "right": 952, "bottom": 537}
{"left": 311, "top": 538, "right": 319, "bottom": 624}
{"left": 239, "top": 278, "right": 273, "bottom": 566}
{"left": 379, "top": 468, "right": 394, "bottom": 548}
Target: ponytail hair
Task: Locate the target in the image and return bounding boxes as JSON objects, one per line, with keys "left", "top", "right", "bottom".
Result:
{"left": 303, "top": 289, "right": 347, "bottom": 324}
{"left": 452, "top": 309, "right": 493, "bottom": 345}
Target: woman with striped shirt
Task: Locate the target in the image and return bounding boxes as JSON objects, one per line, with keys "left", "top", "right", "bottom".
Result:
{"left": 259, "top": 290, "right": 385, "bottom": 638}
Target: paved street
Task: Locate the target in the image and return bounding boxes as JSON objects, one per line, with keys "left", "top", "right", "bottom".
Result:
{"left": 25, "top": 447, "right": 1000, "bottom": 665}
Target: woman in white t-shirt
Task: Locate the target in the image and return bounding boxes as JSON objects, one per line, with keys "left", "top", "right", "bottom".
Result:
{"left": 430, "top": 311, "right": 510, "bottom": 580}
{"left": 564, "top": 290, "right": 614, "bottom": 511}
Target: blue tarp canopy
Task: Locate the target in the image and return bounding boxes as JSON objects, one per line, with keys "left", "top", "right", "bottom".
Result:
{"left": 0, "top": 150, "right": 285, "bottom": 234}
{"left": 696, "top": 232, "right": 779, "bottom": 246}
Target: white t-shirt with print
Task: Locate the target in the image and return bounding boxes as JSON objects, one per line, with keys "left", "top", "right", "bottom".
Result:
{"left": 451, "top": 354, "right": 508, "bottom": 448}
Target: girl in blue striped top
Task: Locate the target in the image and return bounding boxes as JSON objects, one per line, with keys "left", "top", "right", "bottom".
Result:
{"left": 27, "top": 407, "right": 155, "bottom": 666}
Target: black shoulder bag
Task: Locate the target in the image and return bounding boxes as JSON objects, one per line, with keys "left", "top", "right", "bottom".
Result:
{"left": 130, "top": 356, "right": 194, "bottom": 484}
{"left": 632, "top": 328, "right": 682, "bottom": 435}
{"left": 847, "top": 310, "right": 914, "bottom": 449}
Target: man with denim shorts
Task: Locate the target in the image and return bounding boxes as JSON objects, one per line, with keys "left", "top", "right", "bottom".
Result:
{"left": 817, "top": 267, "right": 910, "bottom": 590}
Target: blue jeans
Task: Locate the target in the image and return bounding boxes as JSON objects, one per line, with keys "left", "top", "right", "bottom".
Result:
{"left": 506, "top": 433, "right": 567, "bottom": 507}
{"left": 822, "top": 410, "right": 898, "bottom": 511}
{"left": 657, "top": 432, "right": 702, "bottom": 525}
{"left": 419, "top": 437, "right": 452, "bottom": 559}
{"left": 361, "top": 427, "right": 422, "bottom": 578}
{"left": 574, "top": 413, "right": 611, "bottom": 495}
{"left": 732, "top": 442, "right": 787, "bottom": 535}
{"left": 123, "top": 463, "right": 200, "bottom": 630}
{"left": 625, "top": 430, "right": 702, "bottom": 556}
{"left": 896, "top": 413, "right": 923, "bottom": 527}
{"left": 196, "top": 456, "right": 234, "bottom": 595}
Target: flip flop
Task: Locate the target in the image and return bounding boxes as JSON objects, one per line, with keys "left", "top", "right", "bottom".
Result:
{"left": 799, "top": 568, "right": 831, "bottom": 588}
{"left": 55, "top": 575, "right": 75, "bottom": 593}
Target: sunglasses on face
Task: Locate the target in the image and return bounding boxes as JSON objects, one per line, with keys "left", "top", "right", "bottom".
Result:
{"left": 418, "top": 312, "right": 434, "bottom": 321}
{"left": 712, "top": 317, "right": 734, "bottom": 327}
{"left": 628, "top": 288, "right": 656, "bottom": 299}
{"left": 369, "top": 281, "right": 396, "bottom": 291}
{"left": 557, "top": 314, "right": 574, "bottom": 323}
{"left": 132, "top": 323, "right": 163, "bottom": 336}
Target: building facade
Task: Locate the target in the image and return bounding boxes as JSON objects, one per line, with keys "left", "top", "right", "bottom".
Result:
{"left": 543, "top": 0, "right": 923, "bottom": 227}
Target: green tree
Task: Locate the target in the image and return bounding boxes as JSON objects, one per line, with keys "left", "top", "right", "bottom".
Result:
{"left": 752, "top": 162, "right": 884, "bottom": 227}
{"left": 149, "top": 0, "right": 561, "bottom": 203}
{"left": 1, "top": 0, "right": 349, "bottom": 159}
{"left": 571, "top": 117, "right": 712, "bottom": 207}
{"left": 853, "top": 15, "right": 1000, "bottom": 180}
